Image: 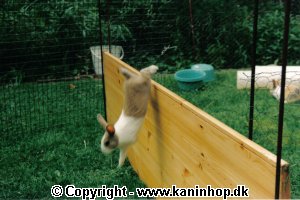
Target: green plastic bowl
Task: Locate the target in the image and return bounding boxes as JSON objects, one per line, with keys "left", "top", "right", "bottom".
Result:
{"left": 191, "top": 63, "right": 215, "bottom": 82}
{"left": 174, "top": 69, "right": 206, "bottom": 91}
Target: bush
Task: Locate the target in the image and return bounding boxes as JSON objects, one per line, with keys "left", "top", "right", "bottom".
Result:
{"left": 257, "top": 7, "right": 300, "bottom": 65}
{"left": 0, "top": 0, "right": 299, "bottom": 81}
{"left": 168, "top": 0, "right": 300, "bottom": 69}
{"left": 0, "top": 1, "right": 100, "bottom": 81}
{"left": 170, "top": 0, "right": 252, "bottom": 69}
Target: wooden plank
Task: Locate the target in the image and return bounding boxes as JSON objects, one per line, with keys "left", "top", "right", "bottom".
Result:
{"left": 102, "top": 52, "right": 290, "bottom": 199}
{"left": 130, "top": 91, "right": 270, "bottom": 198}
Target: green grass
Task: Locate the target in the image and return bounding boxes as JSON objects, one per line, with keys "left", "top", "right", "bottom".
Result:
{"left": 155, "top": 70, "right": 300, "bottom": 198}
{"left": 1, "top": 70, "right": 299, "bottom": 198}
{"left": 0, "top": 79, "right": 145, "bottom": 199}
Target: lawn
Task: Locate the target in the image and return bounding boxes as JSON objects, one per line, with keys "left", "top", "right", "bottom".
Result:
{"left": 0, "top": 78, "right": 145, "bottom": 199}
{"left": 0, "top": 70, "right": 299, "bottom": 198}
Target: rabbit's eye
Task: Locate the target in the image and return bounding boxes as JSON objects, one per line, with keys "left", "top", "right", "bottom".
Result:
{"left": 105, "top": 141, "right": 110, "bottom": 146}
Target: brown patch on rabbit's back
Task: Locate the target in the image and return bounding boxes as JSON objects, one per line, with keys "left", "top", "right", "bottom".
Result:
{"left": 123, "top": 75, "right": 151, "bottom": 117}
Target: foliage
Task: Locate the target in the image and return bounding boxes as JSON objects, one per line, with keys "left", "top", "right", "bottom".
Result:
{"left": 257, "top": 7, "right": 300, "bottom": 65}
{"left": 171, "top": 0, "right": 300, "bottom": 69}
{"left": 0, "top": 0, "right": 299, "bottom": 80}
{"left": 0, "top": 1, "right": 99, "bottom": 81}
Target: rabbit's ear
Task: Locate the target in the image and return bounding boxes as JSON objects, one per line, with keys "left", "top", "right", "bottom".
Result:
{"left": 272, "top": 79, "right": 279, "bottom": 88}
{"left": 97, "top": 114, "right": 108, "bottom": 129}
{"left": 272, "top": 79, "right": 276, "bottom": 88}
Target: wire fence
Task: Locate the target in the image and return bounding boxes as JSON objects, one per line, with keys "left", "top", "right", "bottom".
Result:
{"left": 100, "top": 0, "right": 299, "bottom": 198}
{"left": 0, "top": 0, "right": 104, "bottom": 139}
{"left": 0, "top": 0, "right": 299, "bottom": 198}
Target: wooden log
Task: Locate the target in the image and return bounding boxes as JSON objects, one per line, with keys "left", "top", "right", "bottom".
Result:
{"left": 102, "top": 53, "right": 290, "bottom": 199}
{"left": 237, "top": 65, "right": 300, "bottom": 89}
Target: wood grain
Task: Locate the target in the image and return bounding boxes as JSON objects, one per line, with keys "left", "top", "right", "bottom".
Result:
{"left": 102, "top": 52, "right": 290, "bottom": 199}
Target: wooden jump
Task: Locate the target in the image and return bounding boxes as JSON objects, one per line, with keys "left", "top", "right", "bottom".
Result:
{"left": 102, "top": 52, "right": 290, "bottom": 199}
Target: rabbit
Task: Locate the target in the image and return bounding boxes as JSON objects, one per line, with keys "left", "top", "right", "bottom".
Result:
{"left": 271, "top": 79, "right": 300, "bottom": 103}
{"left": 97, "top": 65, "right": 158, "bottom": 167}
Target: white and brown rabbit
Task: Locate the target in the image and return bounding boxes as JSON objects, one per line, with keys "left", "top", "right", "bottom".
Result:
{"left": 97, "top": 65, "right": 158, "bottom": 167}
{"left": 271, "top": 79, "right": 300, "bottom": 103}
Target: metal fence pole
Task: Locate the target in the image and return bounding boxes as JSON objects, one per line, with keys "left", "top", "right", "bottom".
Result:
{"left": 106, "top": 0, "right": 111, "bottom": 52}
{"left": 188, "top": 0, "right": 196, "bottom": 57}
{"left": 275, "top": 0, "right": 291, "bottom": 198}
{"left": 248, "top": 0, "right": 259, "bottom": 140}
{"left": 98, "top": 0, "right": 107, "bottom": 119}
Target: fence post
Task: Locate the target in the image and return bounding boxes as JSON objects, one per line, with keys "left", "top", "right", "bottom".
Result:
{"left": 188, "top": 0, "right": 196, "bottom": 57}
{"left": 275, "top": 0, "right": 291, "bottom": 198}
{"left": 106, "top": 0, "right": 111, "bottom": 52}
{"left": 98, "top": 0, "right": 107, "bottom": 119}
{"left": 248, "top": 0, "right": 259, "bottom": 140}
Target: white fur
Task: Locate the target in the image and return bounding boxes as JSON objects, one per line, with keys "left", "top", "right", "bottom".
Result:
{"left": 99, "top": 65, "right": 158, "bottom": 167}
{"left": 113, "top": 110, "right": 144, "bottom": 147}
{"left": 272, "top": 85, "right": 281, "bottom": 101}
{"left": 100, "top": 110, "right": 145, "bottom": 167}
{"left": 140, "top": 65, "right": 159, "bottom": 74}
{"left": 271, "top": 84, "right": 300, "bottom": 103}
{"left": 100, "top": 111, "right": 144, "bottom": 152}
{"left": 100, "top": 139, "right": 114, "bottom": 154}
